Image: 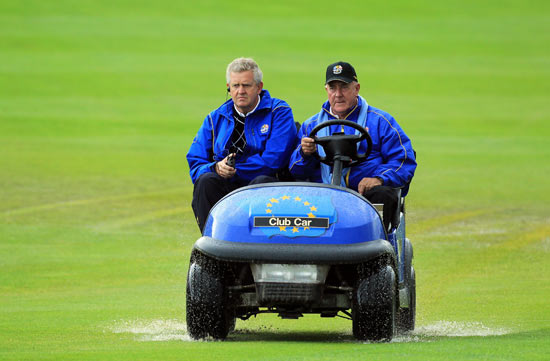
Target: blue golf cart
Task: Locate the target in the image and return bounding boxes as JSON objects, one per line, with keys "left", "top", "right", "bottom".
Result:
{"left": 185, "top": 120, "right": 416, "bottom": 341}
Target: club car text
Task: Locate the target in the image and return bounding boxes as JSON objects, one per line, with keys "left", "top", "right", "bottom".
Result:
{"left": 253, "top": 216, "right": 329, "bottom": 228}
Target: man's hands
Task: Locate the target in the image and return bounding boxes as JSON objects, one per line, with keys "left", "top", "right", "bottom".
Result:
{"left": 302, "top": 136, "right": 383, "bottom": 194}
{"left": 301, "top": 137, "right": 317, "bottom": 156}
{"left": 358, "top": 177, "right": 383, "bottom": 195}
{"left": 215, "top": 153, "right": 236, "bottom": 179}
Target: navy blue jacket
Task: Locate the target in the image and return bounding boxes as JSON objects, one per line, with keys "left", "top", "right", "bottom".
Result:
{"left": 187, "top": 90, "right": 297, "bottom": 184}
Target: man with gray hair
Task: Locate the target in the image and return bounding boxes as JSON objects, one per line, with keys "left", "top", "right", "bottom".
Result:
{"left": 187, "top": 57, "right": 297, "bottom": 232}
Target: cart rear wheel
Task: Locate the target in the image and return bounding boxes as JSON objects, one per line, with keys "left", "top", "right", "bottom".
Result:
{"left": 397, "top": 239, "right": 415, "bottom": 332}
{"left": 397, "top": 266, "right": 416, "bottom": 332}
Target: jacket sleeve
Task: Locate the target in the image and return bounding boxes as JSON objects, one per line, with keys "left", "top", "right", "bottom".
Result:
{"left": 235, "top": 104, "right": 298, "bottom": 179}
{"left": 186, "top": 113, "right": 217, "bottom": 184}
{"left": 288, "top": 117, "right": 322, "bottom": 182}
{"left": 347, "top": 114, "right": 416, "bottom": 190}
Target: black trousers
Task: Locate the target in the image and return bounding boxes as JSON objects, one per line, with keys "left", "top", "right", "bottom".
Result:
{"left": 191, "top": 173, "right": 278, "bottom": 232}
{"left": 362, "top": 186, "right": 399, "bottom": 232}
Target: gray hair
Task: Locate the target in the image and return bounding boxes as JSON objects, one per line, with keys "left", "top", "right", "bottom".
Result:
{"left": 226, "top": 57, "right": 263, "bottom": 84}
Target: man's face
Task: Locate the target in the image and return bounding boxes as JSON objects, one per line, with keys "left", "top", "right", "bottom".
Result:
{"left": 325, "top": 80, "right": 360, "bottom": 117}
{"left": 227, "top": 70, "right": 263, "bottom": 114}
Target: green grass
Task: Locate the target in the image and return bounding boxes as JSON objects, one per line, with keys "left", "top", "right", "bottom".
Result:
{"left": 1, "top": 0, "right": 550, "bottom": 359}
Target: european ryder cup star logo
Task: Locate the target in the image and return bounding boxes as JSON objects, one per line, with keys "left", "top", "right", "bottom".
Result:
{"left": 264, "top": 195, "right": 319, "bottom": 233}
{"left": 252, "top": 194, "right": 336, "bottom": 238}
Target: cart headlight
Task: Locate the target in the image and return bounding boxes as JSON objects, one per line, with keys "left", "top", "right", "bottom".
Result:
{"left": 251, "top": 264, "right": 329, "bottom": 284}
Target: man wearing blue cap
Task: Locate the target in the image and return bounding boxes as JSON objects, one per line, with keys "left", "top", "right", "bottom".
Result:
{"left": 289, "top": 61, "right": 417, "bottom": 230}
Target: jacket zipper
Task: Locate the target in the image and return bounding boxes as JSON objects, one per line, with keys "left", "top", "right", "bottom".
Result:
{"left": 217, "top": 116, "right": 234, "bottom": 160}
{"left": 246, "top": 116, "right": 255, "bottom": 149}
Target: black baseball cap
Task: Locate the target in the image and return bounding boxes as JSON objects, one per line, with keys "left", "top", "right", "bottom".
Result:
{"left": 325, "top": 61, "right": 358, "bottom": 84}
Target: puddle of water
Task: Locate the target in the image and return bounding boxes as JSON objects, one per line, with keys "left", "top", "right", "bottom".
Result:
{"left": 415, "top": 320, "right": 510, "bottom": 337}
{"left": 108, "top": 319, "right": 510, "bottom": 342}
{"left": 109, "top": 319, "right": 192, "bottom": 342}
{"left": 392, "top": 321, "right": 510, "bottom": 343}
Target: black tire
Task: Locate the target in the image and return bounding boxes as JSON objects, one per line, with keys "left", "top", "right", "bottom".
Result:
{"left": 397, "top": 239, "right": 415, "bottom": 332}
{"left": 352, "top": 264, "right": 396, "bottom": 341}
{"left": 402, "top": 239, "right": 413, "bottom": 287}
{"left": 186, "top": 262, "right": 233, "bottom": 340}
{"left": 397, "top": 266, "right": 416, "bottom": 332}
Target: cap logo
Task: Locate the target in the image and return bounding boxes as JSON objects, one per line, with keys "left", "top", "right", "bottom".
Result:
{"left": 333, "top": 65, "right": 343, "bottom": 74}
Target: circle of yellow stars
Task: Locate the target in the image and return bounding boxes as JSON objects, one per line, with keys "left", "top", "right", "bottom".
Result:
{"left": 265, "top": 195, "right": 318, "bottom": 233}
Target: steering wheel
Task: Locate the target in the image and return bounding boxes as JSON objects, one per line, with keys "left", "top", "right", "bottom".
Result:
{"left": 309, "top": 119, "right": 372, "bottom": 167}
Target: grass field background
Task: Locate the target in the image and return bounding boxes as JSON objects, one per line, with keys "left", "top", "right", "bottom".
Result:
{"left": 1, "top": 0, "right": 549, "bottom": 360}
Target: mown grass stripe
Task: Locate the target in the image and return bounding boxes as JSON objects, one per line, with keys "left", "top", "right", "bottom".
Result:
{"left": 421, "top": 224, "right": 550, "bottom": 314}
{"left": 95, "top": 207, "right": 191, "bottom": 231}
{"left": 411, "top": 209, "right": 490, "bottom": 234}
{"left": 0, "top": 187, "right": 187, "bottom": 217}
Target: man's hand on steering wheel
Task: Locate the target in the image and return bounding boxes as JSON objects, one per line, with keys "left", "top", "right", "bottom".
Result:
{"left": 307, "top": 119, "right": 373, "bottom": 167}
{"left": 300, "top": 136, "right": 317, "bottom": 155}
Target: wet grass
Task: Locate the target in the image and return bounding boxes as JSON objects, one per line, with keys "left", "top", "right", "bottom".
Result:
{"left": 1, "top": 0, "right": 550, "bottom": 360}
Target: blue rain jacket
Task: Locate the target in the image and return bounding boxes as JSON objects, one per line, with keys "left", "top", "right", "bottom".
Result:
{"left": 289, "top": 99, "right": 417, "bottom": 195}
{"left": 187, "top": 90, "right": 297, "bottom": 184}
